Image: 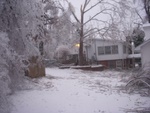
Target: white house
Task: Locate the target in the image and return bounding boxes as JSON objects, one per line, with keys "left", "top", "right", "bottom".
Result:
{"left": 134, "top": 39, "right": 150, "bottom": 68}
{"left": 143, "top": 24, "right": 150, "bottom": 41}
{"left": 134, "top": 24, "right": 150, "bottom": 68}
{"left": 141, "top": 23, "right": 150, "bottom": 68}
{"left": 85, "top": 24, "right": 150, "bottom": 69}
{"left": 85, "top": 38, "right": 132, "bottom": 68}
{"left": 140, "top": 39, "right": 150, "bottom": 67}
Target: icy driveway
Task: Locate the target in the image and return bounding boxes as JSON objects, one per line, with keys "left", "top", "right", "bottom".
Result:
{"left": 10, "top": 68, "right": 150, "bottom": 113}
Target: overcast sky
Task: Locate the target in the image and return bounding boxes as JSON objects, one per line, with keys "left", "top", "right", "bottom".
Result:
{"left": 67, "top": 0, "right": 86, "bottom": 18}
{"left": 67, "top": 0, "right": 103, "bottom": 18}
{"left": 63, "top": 0, "right": 110, "bottom": 27}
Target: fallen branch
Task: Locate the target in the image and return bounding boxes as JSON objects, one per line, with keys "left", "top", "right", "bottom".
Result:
{"left": 126, "top": 65, "right": 150, "bottom": 94}
{"left": 122, "top": 107, "right": 150, "bottom": 113}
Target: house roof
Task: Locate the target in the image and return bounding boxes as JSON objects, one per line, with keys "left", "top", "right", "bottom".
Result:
{"left": 135, "top": 38, "right": 150, "bottom": 51}
{"left": 90, "top": 38, "right": 126, "bottom": 43}
{"left": 143, "top": 23, "right": 150, "bottom": 28}
{"left": 141, "top": 38, "right": 150, "bottom": 47}
{"left": 135, "top": 45, "right": 141, "bottom": 52}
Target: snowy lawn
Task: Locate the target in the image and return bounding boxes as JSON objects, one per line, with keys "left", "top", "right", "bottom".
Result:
{"left": 10, "top": 68, "right": 150, "bottom": 113}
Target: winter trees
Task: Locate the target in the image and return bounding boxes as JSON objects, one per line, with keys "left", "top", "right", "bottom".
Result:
{"left": 0, "top": 32, "right": 11, "bottom": 113}
{"left": 134, "top": 0, "right": 150, "bottom": 23}
{"left": 66, "top": 0, "right": 136, "bottom": 65}
{"left": 0, "top": 0, "right": 46, "bottom": 76}
{"left": 66, "top": 0, "right": 109, "bottom": 65}
{"left": 55, "top": 45, "right": 70, "bottom": 62}
{"left": 126, "top": 1, "right": 150, "bottom": 104}
{"left": 132, "top": 26, "right": 145, "bottom": 47}
{"left": 0, "top": 0, "right": 46, "bottom": 112}
{"left": 143, "top": 0, "right": 150, "bottom": 23}
{"left": 41, "top": 0, "right": 76, "bottom": 59}
{"left": 0, "top": 0, "right": 72, "bottom": 110}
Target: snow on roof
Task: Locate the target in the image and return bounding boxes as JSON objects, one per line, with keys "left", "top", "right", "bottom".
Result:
{"left": 141, "top": 39, "right": 150, "bottom": 48}
{"left": 141, "top": 38, "right": 150, "bottom": 47}
{"left": 134, "top": 45, "right": 141, "bottom": 52}
{"left": 127, "top": 54, "right": 141, "bottom": 58}
{"left": 90, "top": 38, "right": 126, "bottom": 43}
{"left": 143, "top": 23, "right": 150, "bottom": 28}
{"left": 135, "top": 38, "right": 150, "bottom": 51}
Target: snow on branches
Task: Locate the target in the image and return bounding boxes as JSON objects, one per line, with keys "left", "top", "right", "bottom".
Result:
{"left": 55, "top": 45, "right": 70, "bottom": 61}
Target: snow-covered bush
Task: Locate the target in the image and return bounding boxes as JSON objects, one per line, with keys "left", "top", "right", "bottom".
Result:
{"left": 44, "top": 43, "right": 55, "bottom": 59}
{"left": 0, "top": 0, "right": 47, "bottom": 112}
{"left": 0, "top": 31, "right": 39, "bottom": 113}
{"left": 55, "top": 45, "right": 70, "bottom": 61}
{"left": 0, "top": 32, "right": 12, "bottom": 113}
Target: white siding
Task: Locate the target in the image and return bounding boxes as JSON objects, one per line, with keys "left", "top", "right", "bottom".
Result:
{"left": 85, "top": 45, "right": 92, "bottom": 60}
{"left": 86, "top": 39, "right": 128, "bottom": 61}
{"left": 141, "top": 41, "right": 150, "bottom": 67}
{"left": 143, "top": 24, "right": 150, "bottom": 40}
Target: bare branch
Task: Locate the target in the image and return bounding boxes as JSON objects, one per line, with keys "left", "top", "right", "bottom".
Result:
{"left": 101, "top": 11, "right": 114, "bottom": 20}
{"left": 84, "top": 27, "right": 100, "bottom": 36}
{"left": 65, "top": 0, "right": 80, "bottom": 23}
{"left": 80, "top": 5, "right": 83, "bottom": 14}
{"left": 84, "top": 0, "right": 103, "bottom": 13}
{"left": 84, "top": 8, "right": 112, "bottom": 25}
{"left": 83, "top": 0, "right": 91, "bottom": 11}
{"left": 83, "top": 27, "right": 108, "bottom": 39}
{"left": 135, "top": 8, "right": 144, "bottom": 23}
{"left": 101, "top": 1, "right": 118, "bottom": 8}
{"left": 101, "top": 27, "right": 110, "bottom": 37}
{"left": 71, "top": 11, "right": 81, "bottom": 23}
{"left": 85, "top": 0, "right": 91, "bottom": 7}
{"left": 90, "top": 18, "right": 110, "bottom": 25}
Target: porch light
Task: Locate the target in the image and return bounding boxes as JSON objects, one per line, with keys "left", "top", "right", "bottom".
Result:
{"left": 75, "top": 43, "right": 80, "bottom": 47}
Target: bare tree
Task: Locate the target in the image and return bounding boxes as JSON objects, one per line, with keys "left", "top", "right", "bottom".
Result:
{"left": 143, "top": 0, "right": 150, "bottom": 23}
{"left": 134, "top": 0, "right": 150, "bottom": 23}
{"left": 65, "top": 0, "right": 135, "bottom": 65}
{"left": 41, "top": 0, "right": 84, "bottom": 60}
{"left": 65, "top": 0, "right": 114, "bottom": 65}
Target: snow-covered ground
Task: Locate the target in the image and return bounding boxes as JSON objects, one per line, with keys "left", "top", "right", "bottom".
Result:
{"left": 10, "top": 68, "right": 150, "bottom": 113}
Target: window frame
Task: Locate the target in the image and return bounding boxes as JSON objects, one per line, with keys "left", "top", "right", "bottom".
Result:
{"left": 98, "top": 45, "right": 119, "bottom": 55}
{"left": 98, "top": 46, "right": 105, "bottom": 55}
{"left": 105, "top": 46, "right": 111, "bottom": 54}
{"left": 112, "top": 45, "right": 118, "bottom": 54}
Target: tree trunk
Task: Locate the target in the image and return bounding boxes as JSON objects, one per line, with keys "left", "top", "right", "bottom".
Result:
{"left": 144, "top": 0, "right": 150, "bottom": 23}
{"left": 79, "top": 40, "right": 84, "bottom": 65}
{"left": 79, "top": 8, "right": 84, "bottom": 65}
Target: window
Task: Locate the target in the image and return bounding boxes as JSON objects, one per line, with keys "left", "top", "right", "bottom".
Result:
{"left": 105, "top": 46, "right": 111, "bottom": 54}
{"left": 98, "top": 47, "right": 104, "bottom": 55}
{"left": 98, "top": 45, "right": 119, "bottom": 55}
{"left": 112, "top": 45, "right": 118, "bottom": 54}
